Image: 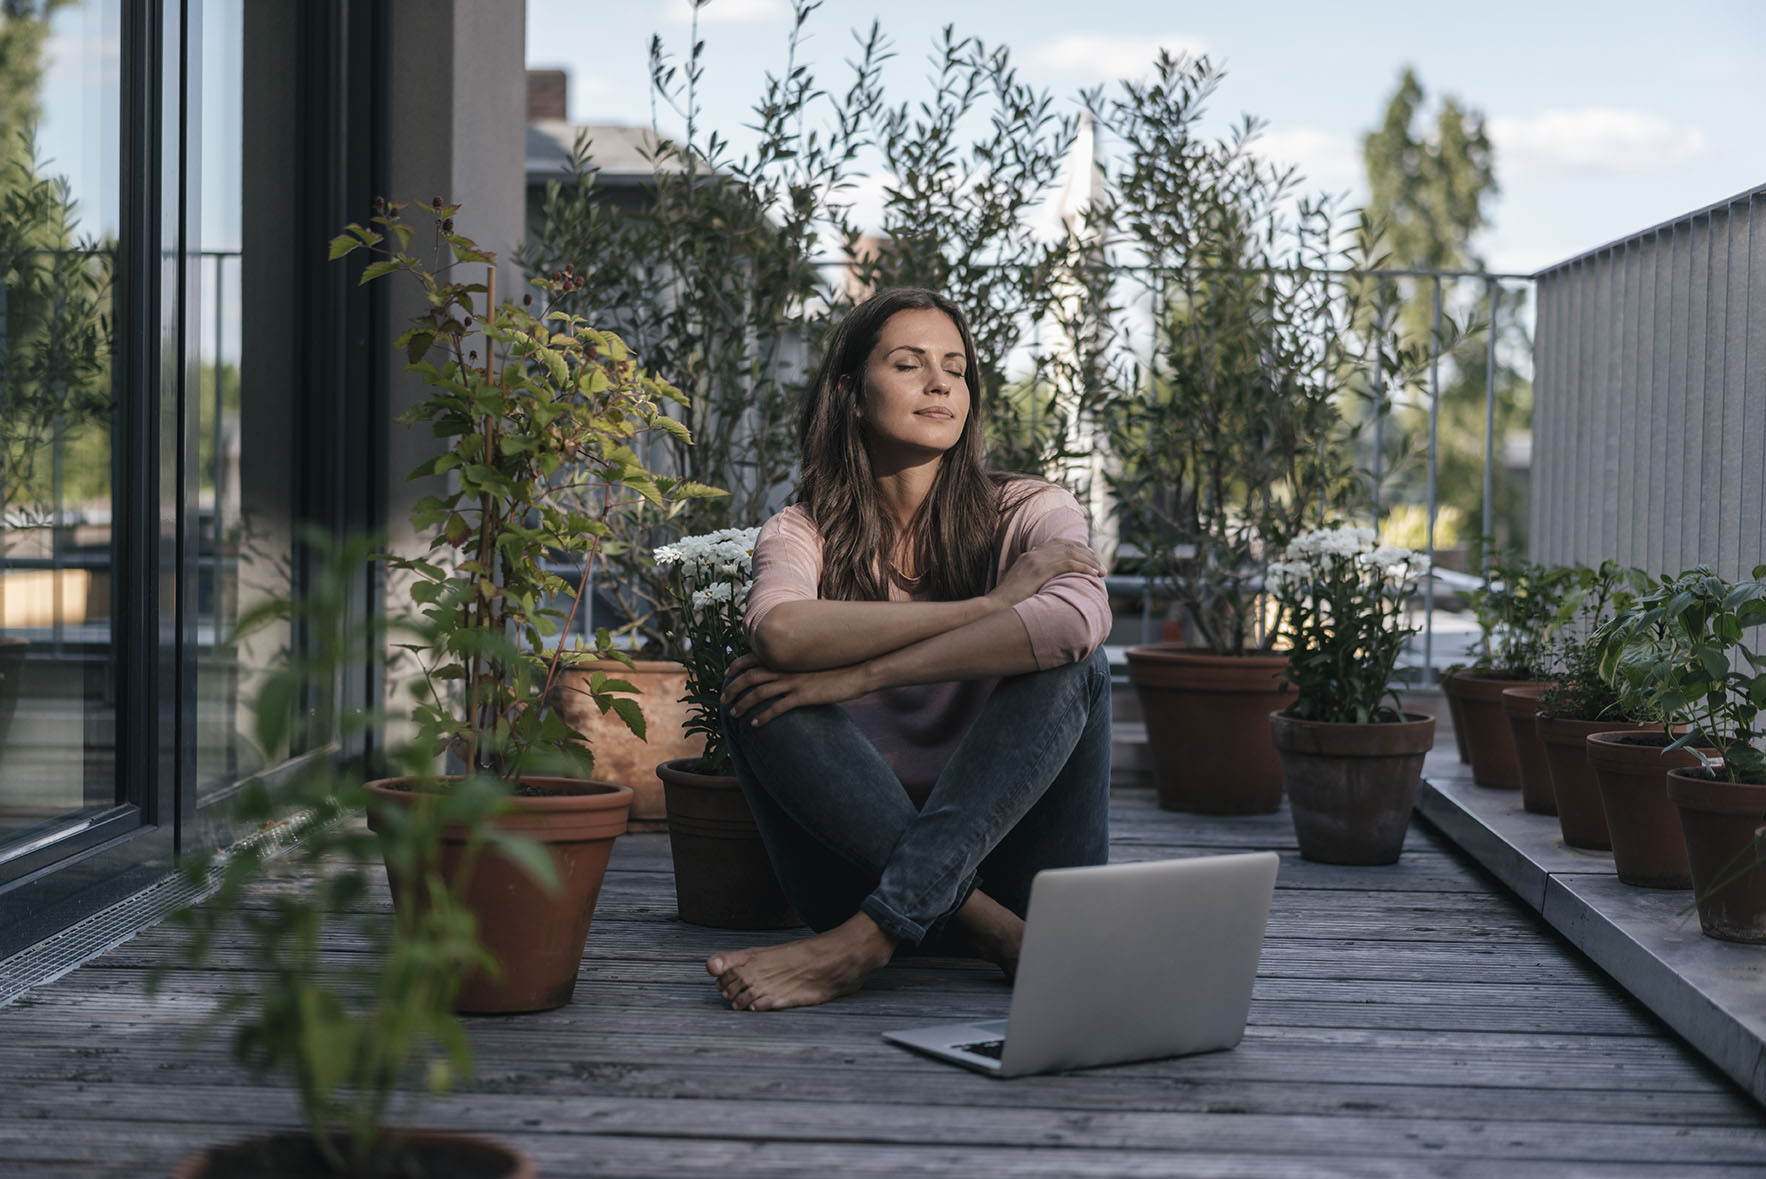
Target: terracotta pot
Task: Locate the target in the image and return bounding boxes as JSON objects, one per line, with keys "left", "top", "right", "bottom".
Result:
{"left": 1440, "top": 674, "right": 1471, "bottom": 764}
{"left": 1441, "top": 671, "right": 1550, "bottom": 790}
{"left": 1500, "top": 686, "right": 1556, "bottom": 815}
{"left": 1667, "top": 769, "right": 1766, "bottom": 943}
{"left": 1125, "top": 644, "right": 1295, "bottom": 814}
{"left": 0, "top": 636, "right": 25, "bottom": 754}
{"left": 366, "top": 776, "right": 631, "bottom": 1013}
{"left": 552, "top": 660, "right": 700, "bottom": 823}
{"left": 1584, "top": 730, "right": 1703, "bottom": 883}
{"left": 657, "top": 758, "right": 799, "bottom": 930}
{"left": 172, "top": 1128, "right": 535, "bottom": 1178}
{"left": 1270, "top": 711, "right": 1435, "bottom": 866}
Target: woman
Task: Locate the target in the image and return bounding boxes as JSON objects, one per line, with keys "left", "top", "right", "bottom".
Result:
{"left": 710, "top": 287, "right": 1113, "bottom": 1011}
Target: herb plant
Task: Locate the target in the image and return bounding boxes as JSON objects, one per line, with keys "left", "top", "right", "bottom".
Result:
{"left": 1594, "top": 564, "right": 1766, "bottom": 784}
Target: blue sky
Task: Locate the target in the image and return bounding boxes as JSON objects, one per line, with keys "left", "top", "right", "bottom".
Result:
{"left": 529, "top": 0, "right": 1766, "bottom": 275}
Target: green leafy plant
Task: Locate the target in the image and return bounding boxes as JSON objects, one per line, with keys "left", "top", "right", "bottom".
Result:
{"left": 1093, "top": 54, "right": 1468, "bottom": 654}
{"left": 1267, "top": 524, "right": 1426, "bottom": 723}
{"left": 1594, "top": 564, "right": 1766, "bottom": 785}
{"left": 654, "top": 526, "right": 759, "bottom": 775}
{"left": 1463, "top": 542, "right": 1575, "bottom": 678}
{"left": 334, "top": 198, "right": 720, "bottom": 782}
{"left": 157, "top": 533, "right": 543, "bottom": 1176}
{"left": 1537, "top": 560, "right": 1649, "bottom": 723}
{"left": 521, "top": 2, "right": 871, "bottom": 656}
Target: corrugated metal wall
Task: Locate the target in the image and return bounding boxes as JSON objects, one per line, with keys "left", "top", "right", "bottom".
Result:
{"left": 1531, "top": 184, "right": 1766, "bottom": 579}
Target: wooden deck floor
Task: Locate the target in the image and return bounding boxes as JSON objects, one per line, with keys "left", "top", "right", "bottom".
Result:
{"left": 2, "top": 784, "right": 1764, "bottom": 1178}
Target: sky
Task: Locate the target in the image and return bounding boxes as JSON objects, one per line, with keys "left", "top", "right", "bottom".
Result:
{"left": 527, "top": 0, "right": 1766, "bottom": 276}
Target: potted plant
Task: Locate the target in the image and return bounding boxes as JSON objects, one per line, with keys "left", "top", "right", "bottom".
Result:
{"left": 1597, "top": 565, "right": 1766, "bottom": 938}
{"left": 1264, "top": 524, "right": 1435, "bottom": 864}
{"left": 159, "top": 534, "right": 536, "bottom": 1178}
{"left": 1441, "top": 546, "right": 1574, "bottom": 791}
{"left": 335, "top": 199, "right": 707, "bottom": 1011}
{"left": 651, "top": 527, "right": 798, "bottom": 929}
{"left": 1530, "top": 561, "right": 1679, "bottom": 864}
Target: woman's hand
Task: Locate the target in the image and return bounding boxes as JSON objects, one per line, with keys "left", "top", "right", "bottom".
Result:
{"left": 725, "top": 653, "right": 873, "bottom": 728}
{"left": 985, "top": 538, "right": 1106, "bottom": 609}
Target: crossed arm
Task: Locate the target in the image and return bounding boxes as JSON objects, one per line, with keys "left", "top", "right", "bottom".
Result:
{"left": 726, "top": 538, "right": 1104, "bottom": 728}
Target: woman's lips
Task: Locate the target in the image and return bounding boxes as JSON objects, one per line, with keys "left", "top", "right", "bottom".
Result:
{"left": 915, "top": 408, "right": 953, "bottom": 419}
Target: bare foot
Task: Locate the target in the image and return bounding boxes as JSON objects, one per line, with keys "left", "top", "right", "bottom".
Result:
{"left": 706, "top": 913, "right": 897, "bottom": 1011}
{"left": 953, "top": 890, "right": 1024, "bottom": 980}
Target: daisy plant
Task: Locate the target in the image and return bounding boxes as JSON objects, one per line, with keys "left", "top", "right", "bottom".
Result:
{"left": 1267, "top": 524, "right": 1429, "bottom": 724}
{"left": 655, "top": 527, "right": 761, "bottom": 775}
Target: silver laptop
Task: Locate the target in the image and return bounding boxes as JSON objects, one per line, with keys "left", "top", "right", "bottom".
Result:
{"left": 883, "top": 852, "right": 1279, "bottom": 1078}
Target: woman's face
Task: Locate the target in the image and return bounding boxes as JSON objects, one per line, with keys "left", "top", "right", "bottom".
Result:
{"left": 851, "top": 308, "right": 971, "bottom": 464}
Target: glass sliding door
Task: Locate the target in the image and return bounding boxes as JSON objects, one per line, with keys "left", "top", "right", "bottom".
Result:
{"left": 0, "top": 0, "right": 125, "bottom": 857}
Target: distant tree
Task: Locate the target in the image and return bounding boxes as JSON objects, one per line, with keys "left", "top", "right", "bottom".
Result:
{"left": 1361, "top": 68, "right": 1530, "bottom": 548}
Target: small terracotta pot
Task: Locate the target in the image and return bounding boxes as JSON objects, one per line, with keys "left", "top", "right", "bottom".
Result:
{"left": 1441, "top": 671, "right": 1551, "bottom": 790}
{"left": 1536, "top": 715, "right": 1657, "bottom": 851}
{"left": 657, "top": 758, "right": 800, "bottom": 930}
{"left": 1441, "top": 675, "right": 1472, "bottom": 764}
{"left": 1667, "top": 769, "right": 1766, "bottom": 943}
{"left": 1270, "top": 711, "right": 1436, "bottom": 866}
{"left": 552, "top": 660, "right": 701, "bottom": 823}
{"left": 171, "top": 1129, "right": 535, "bottom": 1179}
{"left": 1500, "top": 686, "right": 1556, "bottom": 815}
{"left": 1584, "top": 730, "right": 1704, "bottom": 884}
{"left": 1127, "top": 644, "right": 1295, "bottom": 814}
{"left": 366, "top": 776, "right": 631, "bottom": 1013}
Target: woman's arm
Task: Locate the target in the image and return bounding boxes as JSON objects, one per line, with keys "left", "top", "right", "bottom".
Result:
{"left": 727, "top": 604, "right": 1042, "bottom": 727}
{"left": 752, "top": 535, "right": 1100, "bottom": 671}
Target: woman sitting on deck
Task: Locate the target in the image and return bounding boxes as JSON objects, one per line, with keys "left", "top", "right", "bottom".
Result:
{"left": 709, "top": 287, "right": 1113, "bottom": 1011}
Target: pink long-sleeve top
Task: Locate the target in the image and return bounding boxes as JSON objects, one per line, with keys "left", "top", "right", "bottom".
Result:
{"left": 743, "top": 481, "right": 1111, "bottom": 802}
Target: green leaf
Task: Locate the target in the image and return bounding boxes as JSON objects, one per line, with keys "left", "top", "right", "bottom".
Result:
{"left": 607, "top": 695, "right": 647, "bottom": 740}
{"left": 328, "top": 233, "right": 362, "bottom": 259}
{"left": 359, "top": 259, "right": 402, "bottom": 285}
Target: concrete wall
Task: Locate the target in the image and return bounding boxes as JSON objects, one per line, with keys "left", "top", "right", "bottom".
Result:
{"left": 1530, "top": 185, "right": 1766, "bottom": 579}
{"left": 381, "top": 0, "right": 527, "bottom": 739}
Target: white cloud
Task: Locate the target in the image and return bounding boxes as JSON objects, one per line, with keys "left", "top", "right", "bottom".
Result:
{"left": 1023, "top": 32, "right": 1208, "bottom": 81}
{"left": 1488, "top": 108, "right": 1710, "bottom": 180}
{"left": 1252, "top": 127, "right": 1363, "bottom": 193}
{"left": 665, "top": 0, "right": 790, "bottom": 23}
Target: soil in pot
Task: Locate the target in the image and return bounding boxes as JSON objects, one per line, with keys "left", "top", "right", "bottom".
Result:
{"left": 552, "top": 660, "right": 700, "bottom": 825}
{"left": 1270, "top": 711, "right": 1436, "bottom": 866}
{"left": 1127, "top": 645, "right": 1295, "bottom": 815}
{"left": 657, "top": 758, "right": 800, "bottom": 930}
{"left": 1667, "top": 769, "right": 1766, "bottom": 943}
{"left": 1442, "top": 671, "right": 1550, "bottom": 791}
{"left": 1500, "top": 686, "right": 1556, "bottom": 815}
{"left": 366, "top": 776, "right": 631, "bottom": 1013}
{"left": 1583, "top": 729, "right": 1704, "bottom": 885}
{"left": 173, "top": 1129, "right": 535, "bottom": 1179}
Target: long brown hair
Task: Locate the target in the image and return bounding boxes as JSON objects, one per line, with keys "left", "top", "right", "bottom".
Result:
{"left": 797, "top": 288, "right": 1029, "bottom": 602}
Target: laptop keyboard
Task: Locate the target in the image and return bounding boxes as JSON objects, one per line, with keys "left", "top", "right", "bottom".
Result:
{"left": 955, "top": 1038, "right": 1005, "bottom": 1060}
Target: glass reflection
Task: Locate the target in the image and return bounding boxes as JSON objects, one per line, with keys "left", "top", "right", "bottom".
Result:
{"left": 0, "top": 0, "right": 122, "bottom": 847}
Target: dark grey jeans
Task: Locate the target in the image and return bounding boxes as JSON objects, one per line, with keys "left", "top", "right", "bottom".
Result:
{"left": 721, "top": 647, "right": 1111, "bottom": 944}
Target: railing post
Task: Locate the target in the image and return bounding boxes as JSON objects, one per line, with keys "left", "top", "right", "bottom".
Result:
{"left": 1483, "top": 276, "right": 1498, "bottom": 571}
{"left": 1370, "top": 276, "right": 1386, "bottom": 532}
{"left": 1424, "top": 276, "right": 1442, "bottom": 686}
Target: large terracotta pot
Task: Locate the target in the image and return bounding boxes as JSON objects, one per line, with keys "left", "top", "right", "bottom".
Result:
{"left": 1500, "top": 686, "right": 1556, "bottom": 815}
{"left": 172, "top": 1129, "right": 535, "bottom": 1179}
{"left": 366, "top": 776, "right": 631, "bottom": 1013}
{"left": 1270, "top": 711, "right": 1435, "bottom": 865}
{"left": 1126, "top": 645, "right": 1295, "bottom": 814}
{"left": 1441, "top": 671, "right": 1550, "bottom": 790}
{"left": 657, "top": 758, "right": 799, "bottom": 930}
{"left": 553, "top": 659, "right": 700, "bottom": 823}
{"left": 1667, "top": 769, "right": 1766, "bottom": 943}
{"left": 1584, "top": 730, "right": 1703, "bottom": 883}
